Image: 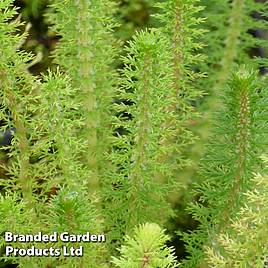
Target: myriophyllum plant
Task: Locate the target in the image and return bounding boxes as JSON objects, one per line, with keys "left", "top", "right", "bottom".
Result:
{"left": 0, "top": 0, "right": 39, "bottom": 211}
{"left": 48, "top": 0, "right": 119, "bottom": 192}
{"left": 101, "top": 0, "right": 206, "bottom": 255}
{"left": 47, "top": 0, "right": 121, "bottom": 260}
{"left": 180, "top": 66, "right": 268, "bottom": 267}
{"left": 205, "top": 156, "right": 268, "bottom": 267}
{"left": 0, "top": 1, "right": 50, "bottom": 266}
{"left": 190, "top": 0, "right": 268, "bottom": 191}
{"left": 1, "top": 0, "right": 268, "bottom": 267}
{"left": 103, "top": 29, "right": 178, "bottom": 249}
{"left": 153, "top": 0, "right": 205, "bottom": 184}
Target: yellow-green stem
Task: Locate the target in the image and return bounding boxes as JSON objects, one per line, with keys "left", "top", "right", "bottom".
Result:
{"left": 128, "top": 56, "right": 151, "bottom": 233}
{"left": 75, "top": 0, "right": 99, "bottom": 191}
{"left": 0, "top": 70, "right": 34, "bottom": 211}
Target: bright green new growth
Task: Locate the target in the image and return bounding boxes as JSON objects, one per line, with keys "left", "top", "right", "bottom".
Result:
{"left": 180, "top": 66, "right": 268, "bottom": 267}
{"left": 111, "top": 223, "right": 179, "bottom": 268}
{"left": 205, "top": 157, "right": 268, "bottom": 267}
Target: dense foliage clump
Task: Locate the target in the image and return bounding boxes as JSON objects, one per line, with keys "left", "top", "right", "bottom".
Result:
{"left": 0, "top": 0, "right": 267, "bottom": 267}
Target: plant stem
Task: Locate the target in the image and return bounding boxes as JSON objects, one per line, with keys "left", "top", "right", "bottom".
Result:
{"left": 75, "top": 0, "right": 99, "bottom": 191}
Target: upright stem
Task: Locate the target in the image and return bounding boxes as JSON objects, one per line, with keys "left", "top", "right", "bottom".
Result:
{"left": 219, "top": 87, "right": 250, "bottom": 227}
{"left": 128, "top": 55, "right": 151, "bottom": 230}
{"left": 207, "top": 71, "right": 253, "bottom": 264}
{"left": 156, "top": 3, "right": 186, "bottom": 183}
{"left": 0, "top": 70, "right": 33, "bottom": 210}
{"left": 75, "top": 0, "right": 99, "bottom": 191}
{"left": 172, "top": 4, "right": 183, "bottom": 94}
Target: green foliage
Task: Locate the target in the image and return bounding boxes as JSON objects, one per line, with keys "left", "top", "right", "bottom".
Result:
{"left": 200, "top": 0, "right": 268, "bottom": 95}
{"left": 1, "top": 0, "right": 268, "bottom": 267}
{"left": 38, "top": 70, "right": 87, "bottom": 189}
{"left": 0, "top": 194, "right": 38, "bottom": 267}
{"left": 180, "top": 66, "right": 268, "bottom": 267}
{"left": 103, "top": 29, "right": 178, "bottom": 248}
{"left": 111, "top": 223, "right": 179, "bottom": 268}
{"left": 205, "top": 157, "right": 268, "bottom": 267}
{"left": 0, "top": 0, "right": 38, "bottom": 208}
{"left": 189, "top": 0, "right": 268, "bottom": 201}
{"left": 42, "top": 187, "right": 106, "bottom": 268}
{"left": 48, "top": 0, "right": 119, "bottom": 193}
{"left": 153, "top": 0, "right": 205, "bottom": 183}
